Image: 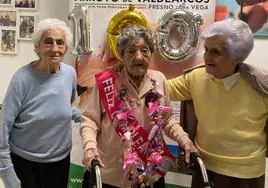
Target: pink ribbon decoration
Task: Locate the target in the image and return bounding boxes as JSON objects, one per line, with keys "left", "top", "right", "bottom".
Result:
{"left": 158, "top": 106, "right": 172, "bottom": 113}
{"left": 123, "top": 152, "right": 143, "bottom": 171}
{"left": 147, "top": 102, "right": 173, "bottom": 141}
{"left": 116, "top": 109, "right": 136, "bottom": 121}
{"left": 96, "top": 70, "right": 174, "bottom": 179}
{"left": 147, "top": 102, "right": 158, "bottom": 117}
{"left": 148, "top": 102, "right": 173, "bottom": 117}
{"left": 148, "top": 124, "right": 159, "bottom": 141}
{"left": 147, "top": 152, "right": 164, "bottom": 164}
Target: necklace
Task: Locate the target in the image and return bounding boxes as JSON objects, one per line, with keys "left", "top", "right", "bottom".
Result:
{"left": 116, "top": 79, "right": 173, "bottom": 187}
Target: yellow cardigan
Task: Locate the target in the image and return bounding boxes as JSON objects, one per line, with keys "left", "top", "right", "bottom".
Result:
{"left": 168, "top": 66, "right": 268, "bottom": 178}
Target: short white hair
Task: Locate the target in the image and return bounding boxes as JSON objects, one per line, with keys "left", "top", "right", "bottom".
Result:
{"left": 32, "top": 18, "right": 73, "bottom": 49}
{"left": 200, "top": 19, "right": 253, "bottom": 62}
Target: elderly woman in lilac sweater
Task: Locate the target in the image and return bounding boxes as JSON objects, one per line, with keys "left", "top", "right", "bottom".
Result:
{"left": 0, "top": 18, "right": 77, "bottom": 188}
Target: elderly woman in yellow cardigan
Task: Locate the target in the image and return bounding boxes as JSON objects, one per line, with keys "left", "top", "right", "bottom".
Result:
{"left": 168, "top": 19, "right": 268, "bottom": 188}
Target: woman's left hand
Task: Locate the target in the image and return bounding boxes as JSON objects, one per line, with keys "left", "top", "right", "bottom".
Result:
{"left": 182, "top": 141, "right": 198, "bottom": 164}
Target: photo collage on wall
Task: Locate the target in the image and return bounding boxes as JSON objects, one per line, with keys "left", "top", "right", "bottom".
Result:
{"left": 0, "top": 0, "right": 37, "bottom": 54}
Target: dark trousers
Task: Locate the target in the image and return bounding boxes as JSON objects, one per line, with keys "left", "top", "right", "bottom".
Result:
{"left": 102, "top": 177, "right": 165, "bottom": 188}
{"left": 11, "top": 152, "right": 70, "bottom": 188}
{"left": 191, "top": 168, "right": 265, "bottom": 188}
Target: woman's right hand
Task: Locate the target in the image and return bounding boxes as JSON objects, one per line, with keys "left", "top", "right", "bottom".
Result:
{"left": 82, "top": 149, "right": 105, "bottom": 171}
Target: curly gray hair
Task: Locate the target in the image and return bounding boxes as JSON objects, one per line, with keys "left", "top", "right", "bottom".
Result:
{"left": 116, "top": 25, "right": 154, "bottom": 58}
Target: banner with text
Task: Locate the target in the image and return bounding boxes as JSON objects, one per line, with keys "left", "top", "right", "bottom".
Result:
{"left": 70, "top": 0, "right": 216, "bottom": 79}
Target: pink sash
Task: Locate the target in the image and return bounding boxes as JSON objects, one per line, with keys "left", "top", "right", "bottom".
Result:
{"left": 95, "top": 69, "right": 173, "bottom": 176}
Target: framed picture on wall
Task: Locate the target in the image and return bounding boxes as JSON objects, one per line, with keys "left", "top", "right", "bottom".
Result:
{"left": 15, "top": 0, "right": 36, "bottom": 10}
{"left": 0, "top": 9, "right": 17, "bottom": 27}
{"left": 0, "top": 28, "right": 17, "bottom": 54}
{"left": 0, "top": 0, "right": 13, "bottom": 7}
{"left": 18, "top": 13, "right": 35, "bottom": 40}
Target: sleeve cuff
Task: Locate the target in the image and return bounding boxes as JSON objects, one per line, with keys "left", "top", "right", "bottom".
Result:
{"left": 0, "top": 166, "right": 20, "bottom": 188}
{"left": 83, "top": 141, "right": 97, "bottom": 152}
{"left": 177, "top": 134, "right": 191, "bottom": 147}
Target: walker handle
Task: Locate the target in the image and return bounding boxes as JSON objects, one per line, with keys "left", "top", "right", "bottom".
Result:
{"left": 190, "top": 152, "right": 211, "bottom": 188}
{"left": 91, "top": 159, "right": 102, "bottom": 188}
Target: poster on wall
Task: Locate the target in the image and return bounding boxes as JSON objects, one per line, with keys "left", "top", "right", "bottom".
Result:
{"left": 68, "top": 1, "right": 216, "bottom": 188}
{"left": 18, "top": 13, "right": 35, "bottom": 40}
{"left": 216, "top": 0, "right": 268, "bottom": 36}
{"left": 15, "top": 0, "right": 36, "bottom": 10}
{"left": 0, "top": 28, "right": 17, "bottom": 54}
{"left": 0, "top": 1, "right": 38, "bottom": 55}
{"left": 0, "top": 8, "right": 17, "bottom": 54}
{"left": 0, "top": 0, "right": 13, "bottom": 7}
{"left": 70, "top": 0, "right": 216, "bottom": 82}
{"left": 0, "top": 9, "right": 17, "bottom": 27}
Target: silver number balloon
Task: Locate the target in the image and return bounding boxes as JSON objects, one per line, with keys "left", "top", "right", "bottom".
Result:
{"left": 68, "top": 5, "right": 92, "bottom": 56}
{"left": 155, "top": 10, "right": 203, "bottom": 63}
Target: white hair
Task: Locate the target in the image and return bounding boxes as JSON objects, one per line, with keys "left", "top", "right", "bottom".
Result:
{"left": 32, "top": 18, "right": 73, "bottom": 49}
{"left": 200, "top": 19, "right": 253, "bottom": 62}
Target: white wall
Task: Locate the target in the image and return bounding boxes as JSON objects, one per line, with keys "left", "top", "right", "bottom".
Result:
{"left": 245, "top": 38, "right": 268, "bottom": 69}
{"left": 0, "top": 0, "right": 69, "bottom": 103}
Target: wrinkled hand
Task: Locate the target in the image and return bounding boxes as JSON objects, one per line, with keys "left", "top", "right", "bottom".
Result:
{"left": 182, "top": 141, "right": 198, "bottom": 164}
{"left": 82, "top": 149, "right": 105, "bottom": 171}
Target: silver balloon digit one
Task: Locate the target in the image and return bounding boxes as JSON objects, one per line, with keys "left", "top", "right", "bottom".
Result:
{"left": 68, "top": 5, "right": 92, "bottom": 56}
{"left": 155, "top": 10, "right": 203, "bottom": 62}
